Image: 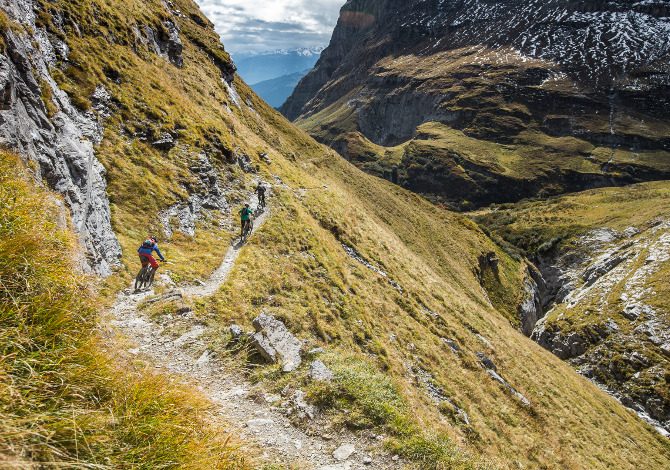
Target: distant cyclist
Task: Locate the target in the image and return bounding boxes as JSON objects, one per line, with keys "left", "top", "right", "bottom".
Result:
{"left": 239, "top": 203, "right": 254, "bottom": 237}
{"left": 256, "top": 183, "right": 267, "bottom": 208}
{"left": 137, "top": 236, "right": 165, "bottom": 270}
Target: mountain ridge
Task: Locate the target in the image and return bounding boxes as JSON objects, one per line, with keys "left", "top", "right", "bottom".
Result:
{"left": 252, "top": 69, "right": 311, "bottom": 108}
{"left": 282, "top": 0, "right": 670, "bottom": 209}
{"left": 233, "top": 47, "right": 323, "bottom": 86}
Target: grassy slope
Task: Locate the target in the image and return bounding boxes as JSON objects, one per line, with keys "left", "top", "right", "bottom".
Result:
{"left": 0, "top": 151, "right": 248, "bottom": 468}
{"left": 472, "top": 181, "right": 670, "bottom": 257}
{"left": 22, "top": 0, "right": 670, "bottom": 468}
{"left": 195, "top": 122, "right": 670, "bottom": 468}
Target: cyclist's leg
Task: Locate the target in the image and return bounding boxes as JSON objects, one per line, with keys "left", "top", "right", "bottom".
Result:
{"left": 145, "top": 254, "right": 158, "bottom": 269}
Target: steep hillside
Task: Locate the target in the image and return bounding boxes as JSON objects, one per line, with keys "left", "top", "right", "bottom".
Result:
{"left": 1, "top": 0, "right": 670, "bottom": 468}
{"left": 283, "top": 0, "right": 670, "bottom": 209}
{"left": 474, "top": 181, "right": 670, "bottom": 436}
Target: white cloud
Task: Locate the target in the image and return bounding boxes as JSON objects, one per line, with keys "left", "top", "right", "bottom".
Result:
{"left": 194, "top": 0, "right": 344, "bottom": 54}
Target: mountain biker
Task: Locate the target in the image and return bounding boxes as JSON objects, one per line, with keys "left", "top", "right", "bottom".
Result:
{"left": 138, "top": 236, "right": 165, "bottom": 270}
{"left": 239, "top": 203, "right": 253, "bottom": 237}
{"left": 256, "top": 183, "right": 267, "bottom": 207}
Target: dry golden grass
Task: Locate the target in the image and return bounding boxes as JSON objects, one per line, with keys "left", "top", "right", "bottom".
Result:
{"left": 196, "top": 142, "right": 670, "bottom": 468}
{"left": 0, "top": 150, "right": 250, "bottom": 468}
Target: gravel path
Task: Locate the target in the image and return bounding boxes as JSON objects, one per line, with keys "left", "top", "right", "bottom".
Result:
{"left": 107, "top": 194, "right": 399, "bottom": 469}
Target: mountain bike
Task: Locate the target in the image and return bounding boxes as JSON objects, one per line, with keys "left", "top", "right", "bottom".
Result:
{"left": 241, "top": 218, "right": 254, "bottom": 243}
{"left": 134, "top": 261, "right": 159, "bottom": 291}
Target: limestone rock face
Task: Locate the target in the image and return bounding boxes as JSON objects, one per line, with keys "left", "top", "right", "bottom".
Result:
{"left": 531, "top": 323, "right": 588, "bottom": 360}
{"left": 0, "top": 0, "right": 121, "bottom": 275}
{"left": 518, "top": 267, "right": 543, "bottom": 336}
{"left": 251, "top": 313, "right": 303, "bottom": 372}
{"left": 135, "top": 20, "right": 184, "bottom": 67}
{"left": 159, "top": 153, "right": 229, "bottom": 238}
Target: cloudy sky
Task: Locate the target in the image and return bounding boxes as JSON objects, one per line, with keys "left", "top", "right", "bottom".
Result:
{"left": 195, "top": 0, "right": 344, "bottom": 54}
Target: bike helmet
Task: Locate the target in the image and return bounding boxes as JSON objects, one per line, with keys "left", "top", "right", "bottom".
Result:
{"left": 150, "top": 236, "right": 158, "bottom": 243}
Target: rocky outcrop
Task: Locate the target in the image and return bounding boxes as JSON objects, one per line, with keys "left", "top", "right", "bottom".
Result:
{"left": 529, "top": 220, "right": 670, "bottom": 434}
{"left": 531, "top": 324, "right": 589, "bottom": 360}
{"left": 134, "top": 20, "right": 183, "bottom": 67}
{"left": 151, "top": 132, "right": 177, "bottom": 150}
{"left": 309, "top": 360, "right": 334, "bottom": 382}
{"left": 159, "top": 153, "right": 228, "bottom": 238}
{"left": 476, "top": 353, "right": 530, "bottom": 407}
{"left": 251, "top": 313, "right": 303, "bottom": 372}
{"left": 518, "top": 267, "right": 543, "bottom": 336}
{"left": 0, "top": 0, "right": 121, "bottom": 275}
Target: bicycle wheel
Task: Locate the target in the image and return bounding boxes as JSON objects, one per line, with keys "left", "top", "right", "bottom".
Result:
{"left": 146, "top": 267, "right": 157, "bottom": 288}
{"left": 245, "top": 220, "right": 254, "bottom": 240}
{"left": 135, "top": 266, "right": 148, "bottom": 290}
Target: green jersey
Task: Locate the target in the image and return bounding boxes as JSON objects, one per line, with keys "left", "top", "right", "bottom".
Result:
{"left": 239, "top": 207, "right": 253, "bottom": 221}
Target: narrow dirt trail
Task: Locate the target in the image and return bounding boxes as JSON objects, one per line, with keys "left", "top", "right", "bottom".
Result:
{"left": 184, "top": 200, "right": 269, "bottom": 298}
{"left": 108, "top": 194, "right": 396, "bottom": 469}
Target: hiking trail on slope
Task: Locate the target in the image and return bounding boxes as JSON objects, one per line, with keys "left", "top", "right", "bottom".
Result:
{"left": 107, "top": 193, "right": 398, "bottom": 469}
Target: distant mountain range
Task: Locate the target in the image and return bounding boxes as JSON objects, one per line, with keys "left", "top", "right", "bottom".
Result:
{"left": 232, "top": 47, "right": 323, "bottom": 108}
{"left": 233, "top": 47, "right": 323, "bottom": 86}
{"left": 251, "top": 70, "right": 311, "bottom": 108}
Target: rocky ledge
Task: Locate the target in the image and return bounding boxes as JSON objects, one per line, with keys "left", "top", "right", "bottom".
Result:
{"left": 526, "top": 222, "right": 670, "bottom": 435}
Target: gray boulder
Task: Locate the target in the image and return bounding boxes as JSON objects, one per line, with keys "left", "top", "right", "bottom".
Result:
{"left": 152, "top": 132, "right": 176, "bottom": 150}
{"left": 237, "top": 153, "right": 256, "bottom": 173}
{"left": 441, "top": 338, "right": 460, "bottom": 353}
{"left": 476, "top": 352, "right": 497, "bottom": 371}
{"left": 251, "top": 313, "right": 302, "bottom": 372}
{"left": 229, "top": 324, "right": 244, "bottom": 339}
{"left": 291, "top": 389, "right": 316, "bottom": 420}
{"left": 332, "top": 443, "right": 355, "bottom": 461}
{"left": 486, "top": 370, "right": 531, "bottom": 407}
{"left": 309, "top": 360, "right": 334, "bottom": 382}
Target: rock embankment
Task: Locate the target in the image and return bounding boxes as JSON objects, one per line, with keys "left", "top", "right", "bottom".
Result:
{"left": 0, "top": 0, "right": 121, "bottom": 274}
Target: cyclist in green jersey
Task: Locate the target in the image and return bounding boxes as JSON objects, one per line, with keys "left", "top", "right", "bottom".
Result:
{"left": 239, "top": 203, "right": 253, "bottom": 237}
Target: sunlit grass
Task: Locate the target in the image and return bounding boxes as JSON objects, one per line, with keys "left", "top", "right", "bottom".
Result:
{"left": 0, "top": 151, "right": 249, "bottom": 468}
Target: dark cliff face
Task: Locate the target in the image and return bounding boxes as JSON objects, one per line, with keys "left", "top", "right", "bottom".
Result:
{"left": 282, "top": 0, "right": 670, "bottom": 208}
